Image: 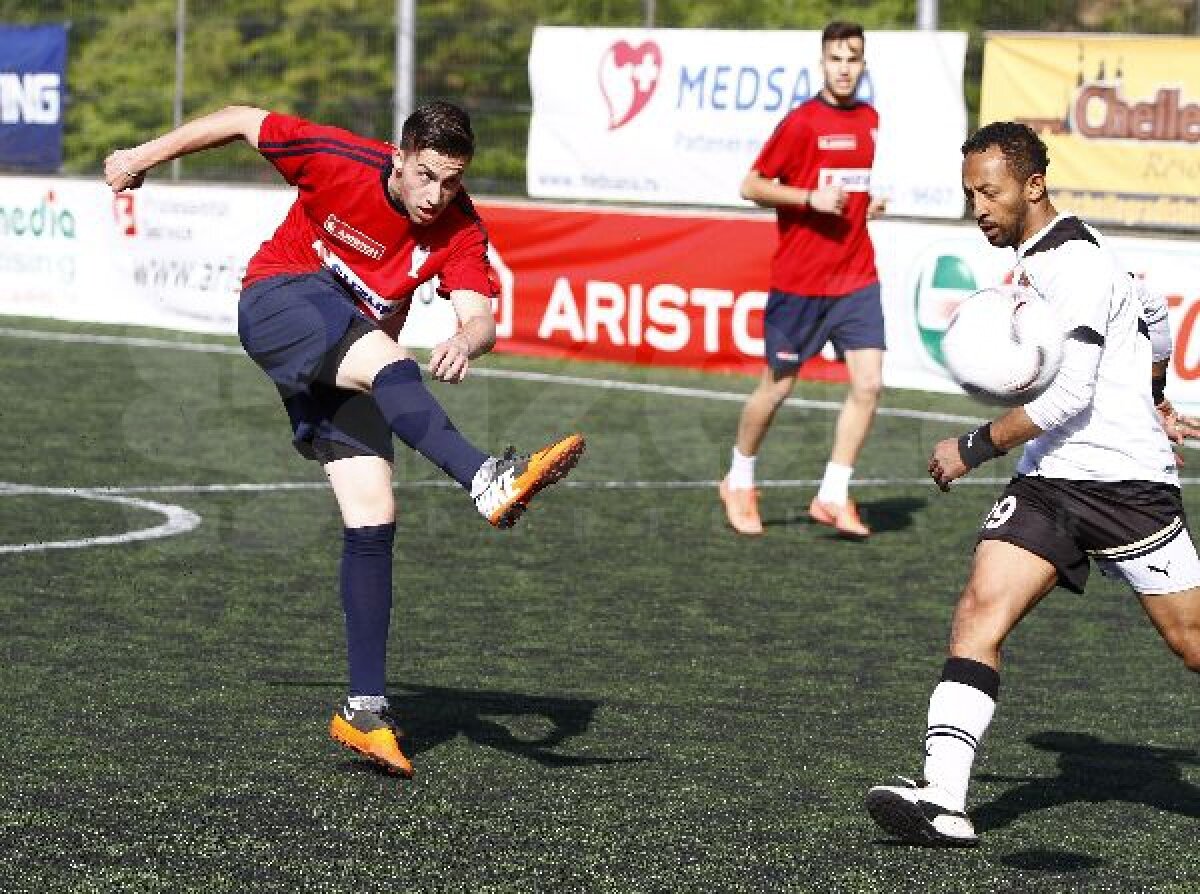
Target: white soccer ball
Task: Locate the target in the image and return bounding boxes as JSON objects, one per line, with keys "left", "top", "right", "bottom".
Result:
{"left": 941, "top": 284, "right": 1065, "bottom": 407}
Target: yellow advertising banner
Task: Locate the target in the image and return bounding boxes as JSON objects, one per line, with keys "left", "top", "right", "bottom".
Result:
{"left": 981, "top": 33, "right": 1200, "bottom": 230}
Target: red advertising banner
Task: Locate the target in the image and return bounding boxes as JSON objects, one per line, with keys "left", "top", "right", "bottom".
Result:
{"left": 477, "top": 200, "right": 847, "bottom": 381}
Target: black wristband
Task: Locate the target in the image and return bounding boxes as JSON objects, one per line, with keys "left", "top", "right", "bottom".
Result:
{"left": 1152, "top": 373, "right": 1167, "bottom": 405}
{"left": 958, "top": 423, "right": 1006, "bottom": 470}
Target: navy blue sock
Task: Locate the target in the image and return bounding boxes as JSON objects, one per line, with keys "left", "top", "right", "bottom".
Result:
{"left": 371, "top": 359, "right": 488, "bottom": 488}
{"left": 340, "top": 523, "right": 395, "bottom": 697}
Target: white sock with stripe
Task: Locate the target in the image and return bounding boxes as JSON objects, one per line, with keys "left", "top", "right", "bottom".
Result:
{"left": 921, "top": 658, "right": 999, "bottom": 812}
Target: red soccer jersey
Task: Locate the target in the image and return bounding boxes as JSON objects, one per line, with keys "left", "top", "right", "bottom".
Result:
{"left": 243, "top": 112, "right": 497, "bottom": 333}
{"left": 752, "top": 97, "right": 879, "bottom": 297}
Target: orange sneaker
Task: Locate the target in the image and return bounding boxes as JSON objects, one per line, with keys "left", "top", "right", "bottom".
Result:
{"left": 809, "top": 496, "right": 870, "bottom": 539}
{"left": 330, "top": 700, "right": 414, "bottom": 777}
{"left": 719, "top": 477, "right": 763, "bottom": 535}
{"left": 473, "top": 434, "right": 586, "bottom": 529}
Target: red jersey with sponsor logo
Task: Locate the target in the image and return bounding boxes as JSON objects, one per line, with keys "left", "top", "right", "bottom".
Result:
{"left": 752, "top": 97, "right": 878, "bottom": 297}
{"left": 243, "top": 112, "right": 497, "bottom": 333}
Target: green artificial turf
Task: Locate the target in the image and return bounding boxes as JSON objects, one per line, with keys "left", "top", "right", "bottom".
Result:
{"left": 0, "top": 318, "right": 1196, "bottom": 893}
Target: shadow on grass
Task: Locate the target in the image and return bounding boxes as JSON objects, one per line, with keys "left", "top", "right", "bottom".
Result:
{"left": 389, "top": 681, "right": 643, "bottom": 767}
{"left": 997, "top": 849, "right": 1105, "bottom": 872}
{"left": 974, "top": 730, "right": 1200, "bottom": 834}
{"left": 274, "top": 680, "right": 644, "bottom": 770}
{"left": 764, "top": 495, "right": 926, "bottom": 534}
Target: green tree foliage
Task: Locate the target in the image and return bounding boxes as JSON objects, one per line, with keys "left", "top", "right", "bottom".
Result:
{"left": 3, "top": 0, "right": 1194, "bottom": 192}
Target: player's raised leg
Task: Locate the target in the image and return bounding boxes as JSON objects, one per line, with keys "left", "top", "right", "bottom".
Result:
{"left": 336, "top": 329, "right": 584, "bottom": 528}
{"left": 323, "top": 454, "right": 413, "bottom": 777}
{"left": 866, "top": 540, "right": 1057, "bottom": 846}
{"left": 720, "top": 367, "right": 796, "bottom": 535}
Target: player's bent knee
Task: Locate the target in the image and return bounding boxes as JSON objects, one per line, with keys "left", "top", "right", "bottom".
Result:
{"left": 850, "top": 378, "right": 883, "bottom": 403}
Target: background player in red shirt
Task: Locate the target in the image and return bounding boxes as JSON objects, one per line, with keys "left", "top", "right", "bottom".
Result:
{"left": 719, "top": 21, "right": 887, "bottom": 539}
{"left": 104, "top": 101, "right": 584, "bottom": 778}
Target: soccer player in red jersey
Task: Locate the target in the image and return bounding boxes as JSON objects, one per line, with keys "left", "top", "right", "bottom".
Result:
{"left": 104, "top": 102, "right": 585, "bottom": 777}
{"left": 719, "top": 21, "right": 887, "bottom": 539}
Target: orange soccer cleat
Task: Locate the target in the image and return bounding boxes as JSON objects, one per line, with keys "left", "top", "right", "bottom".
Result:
{"left": 472, "top": 434, "right": 586, "bottom": 529}
{"left": 329, "top": 700, "right": 414, "bottom": 777}
{"left": 719, "top": 477, "right": 763, "bottom": 535}
{"left": 808, "top": 495, "right": 870, "bottom": 539}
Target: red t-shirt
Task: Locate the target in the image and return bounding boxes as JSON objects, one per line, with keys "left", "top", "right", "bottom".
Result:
{"left": 243, "top": 113, "right": 497, "bottom": 333}
{"left": 752, "top": 97, "right": 879, "bottom": 297}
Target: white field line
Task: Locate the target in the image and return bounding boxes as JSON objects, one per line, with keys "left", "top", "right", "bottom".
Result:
{"left": 0, "top": 326, "right": 983, "bottom": 425}
{"left": 29, "top": 477, "right": 1200, "bottom": 494}
{"left": 0, "top": 483, "right": 201, "bottom": 554}
{"left": 3, "top": 325, "right": 1197, "bottom": 551}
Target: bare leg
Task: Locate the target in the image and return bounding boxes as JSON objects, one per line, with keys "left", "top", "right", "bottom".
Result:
{"left": 735, "top": 366, "right": 797, "bottom": 457}
{"left": 1138, "top": 586, "right": 1200, "bottom": 672}
{"left": 866, "top": 540, "right": 1058, "bottom": 844}
{"left": 829, "top": 348, "right": 883, "bottom": 467}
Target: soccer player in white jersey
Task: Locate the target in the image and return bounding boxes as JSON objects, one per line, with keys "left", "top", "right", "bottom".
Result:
{"left": 864, "top": 121, "right": 1200, "bottom": 846}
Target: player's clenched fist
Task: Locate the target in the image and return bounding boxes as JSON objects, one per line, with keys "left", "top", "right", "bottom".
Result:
{"left": 104, "top": 149, "right": 146, "bottom": 192}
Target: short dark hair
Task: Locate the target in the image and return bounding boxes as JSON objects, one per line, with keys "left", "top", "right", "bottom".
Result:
{"left": 822, "top": 21, "right": 864, "bottom": 45}
{"left": 961, "top": 121, "right": 1049, "bottom": 183}
{"left": 400, "top": 100, "right": 474, "bottom": 159}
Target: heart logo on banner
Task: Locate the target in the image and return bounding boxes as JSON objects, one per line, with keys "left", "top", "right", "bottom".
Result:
{"left": 598, "top": 40, "right": 662, "bottom": 130}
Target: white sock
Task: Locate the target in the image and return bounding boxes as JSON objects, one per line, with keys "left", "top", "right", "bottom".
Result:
{"left": 348, "top": 694, "right": 389, "bottom": 713}
{"left": 922, "top": 680, "right": 996, "bottom": 812}
{"left": 816, "top": 461, "right": 853, "bottom": 505}
{"left": 728, "top": 447, "right": 756, "bottom": 490}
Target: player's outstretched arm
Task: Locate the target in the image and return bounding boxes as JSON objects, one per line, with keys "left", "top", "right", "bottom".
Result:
{"left": 103, "top": 105, "right": 269, "bottom": 193}
{"left": 428, "top": 290, "right": 497, "bottom": 384}
{"left": 928, "top": 408, "right": 1043, "bottom": 492}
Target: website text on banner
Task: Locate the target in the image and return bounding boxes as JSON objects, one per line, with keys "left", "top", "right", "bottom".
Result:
{"left": 526, "top": 27, "right": 968, "bottom": 219}
{"left": 981, "top": 33, "right": 1200, "bottom": 231}
{"left": 0, "top": 24, "right": 68, "bottom": 171}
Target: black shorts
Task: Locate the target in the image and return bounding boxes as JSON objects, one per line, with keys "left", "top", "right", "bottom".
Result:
{"left": 238, "top": 271, "right": 394, "bottom": 463}
{"left": 763, "top": 282, "right": 885, "bottom": 373}
{"left": 977, "top": 476, "right": 1191, "bottom": 594}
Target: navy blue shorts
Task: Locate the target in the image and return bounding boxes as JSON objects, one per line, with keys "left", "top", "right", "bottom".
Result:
{"left": 238, "top": 271, "right": 394, "bottom": 463}
{"left": 763, "top": 282, "right": 885, "bottom": 372}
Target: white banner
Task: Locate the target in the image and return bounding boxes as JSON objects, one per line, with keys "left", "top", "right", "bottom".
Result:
{"left": 527, "top": 27, "right": 968, "bottom": 218}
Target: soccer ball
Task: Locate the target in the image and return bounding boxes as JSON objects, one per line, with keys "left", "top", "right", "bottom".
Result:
{"left": 941, "top": 284, "right": 1065, "bottom": 407}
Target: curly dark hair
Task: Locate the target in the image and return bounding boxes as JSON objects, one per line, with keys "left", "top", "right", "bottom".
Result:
{"left": 961, "top": 121, "right": 1049, "bottom": 183}
{"left": 399, "top": 100, "right": 474, "bottom": 159}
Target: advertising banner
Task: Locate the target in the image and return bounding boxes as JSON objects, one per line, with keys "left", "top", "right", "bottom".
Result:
{"left": 981, "top": 33, "right": 1200, "bottom": 230}
{"left": 109, "top": 185, "right": 294, "bottom": 332}
{"left": 0, "top": 24, "right": 68, "bottom": 171}
{"left": 527, "top": 27, "right": 968, "bottom": 218}
{"left": 4, "top": 179, "right": 1200, "bottom": 412}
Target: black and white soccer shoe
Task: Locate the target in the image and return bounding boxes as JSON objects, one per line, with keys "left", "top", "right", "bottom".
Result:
{"left": 864, "top": 777, "right": 979, "bottom": 847}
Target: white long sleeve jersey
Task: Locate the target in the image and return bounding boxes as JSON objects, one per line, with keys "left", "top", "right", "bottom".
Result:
{"left": 1013, "top": 214, "right": 1177, "bottom": 485}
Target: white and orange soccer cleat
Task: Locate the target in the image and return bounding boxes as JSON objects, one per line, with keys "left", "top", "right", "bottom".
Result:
{"left": 472, "top": 434, "right": 586, "bottom": 529}
{"left": 809, "top": 495, "right": 870, "bottom": 539}
{"left": 719, "top": 477, "right": 763, "bottom": 535}
{"left": 329, "top": 699, "right": 414, "bottom": 777}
